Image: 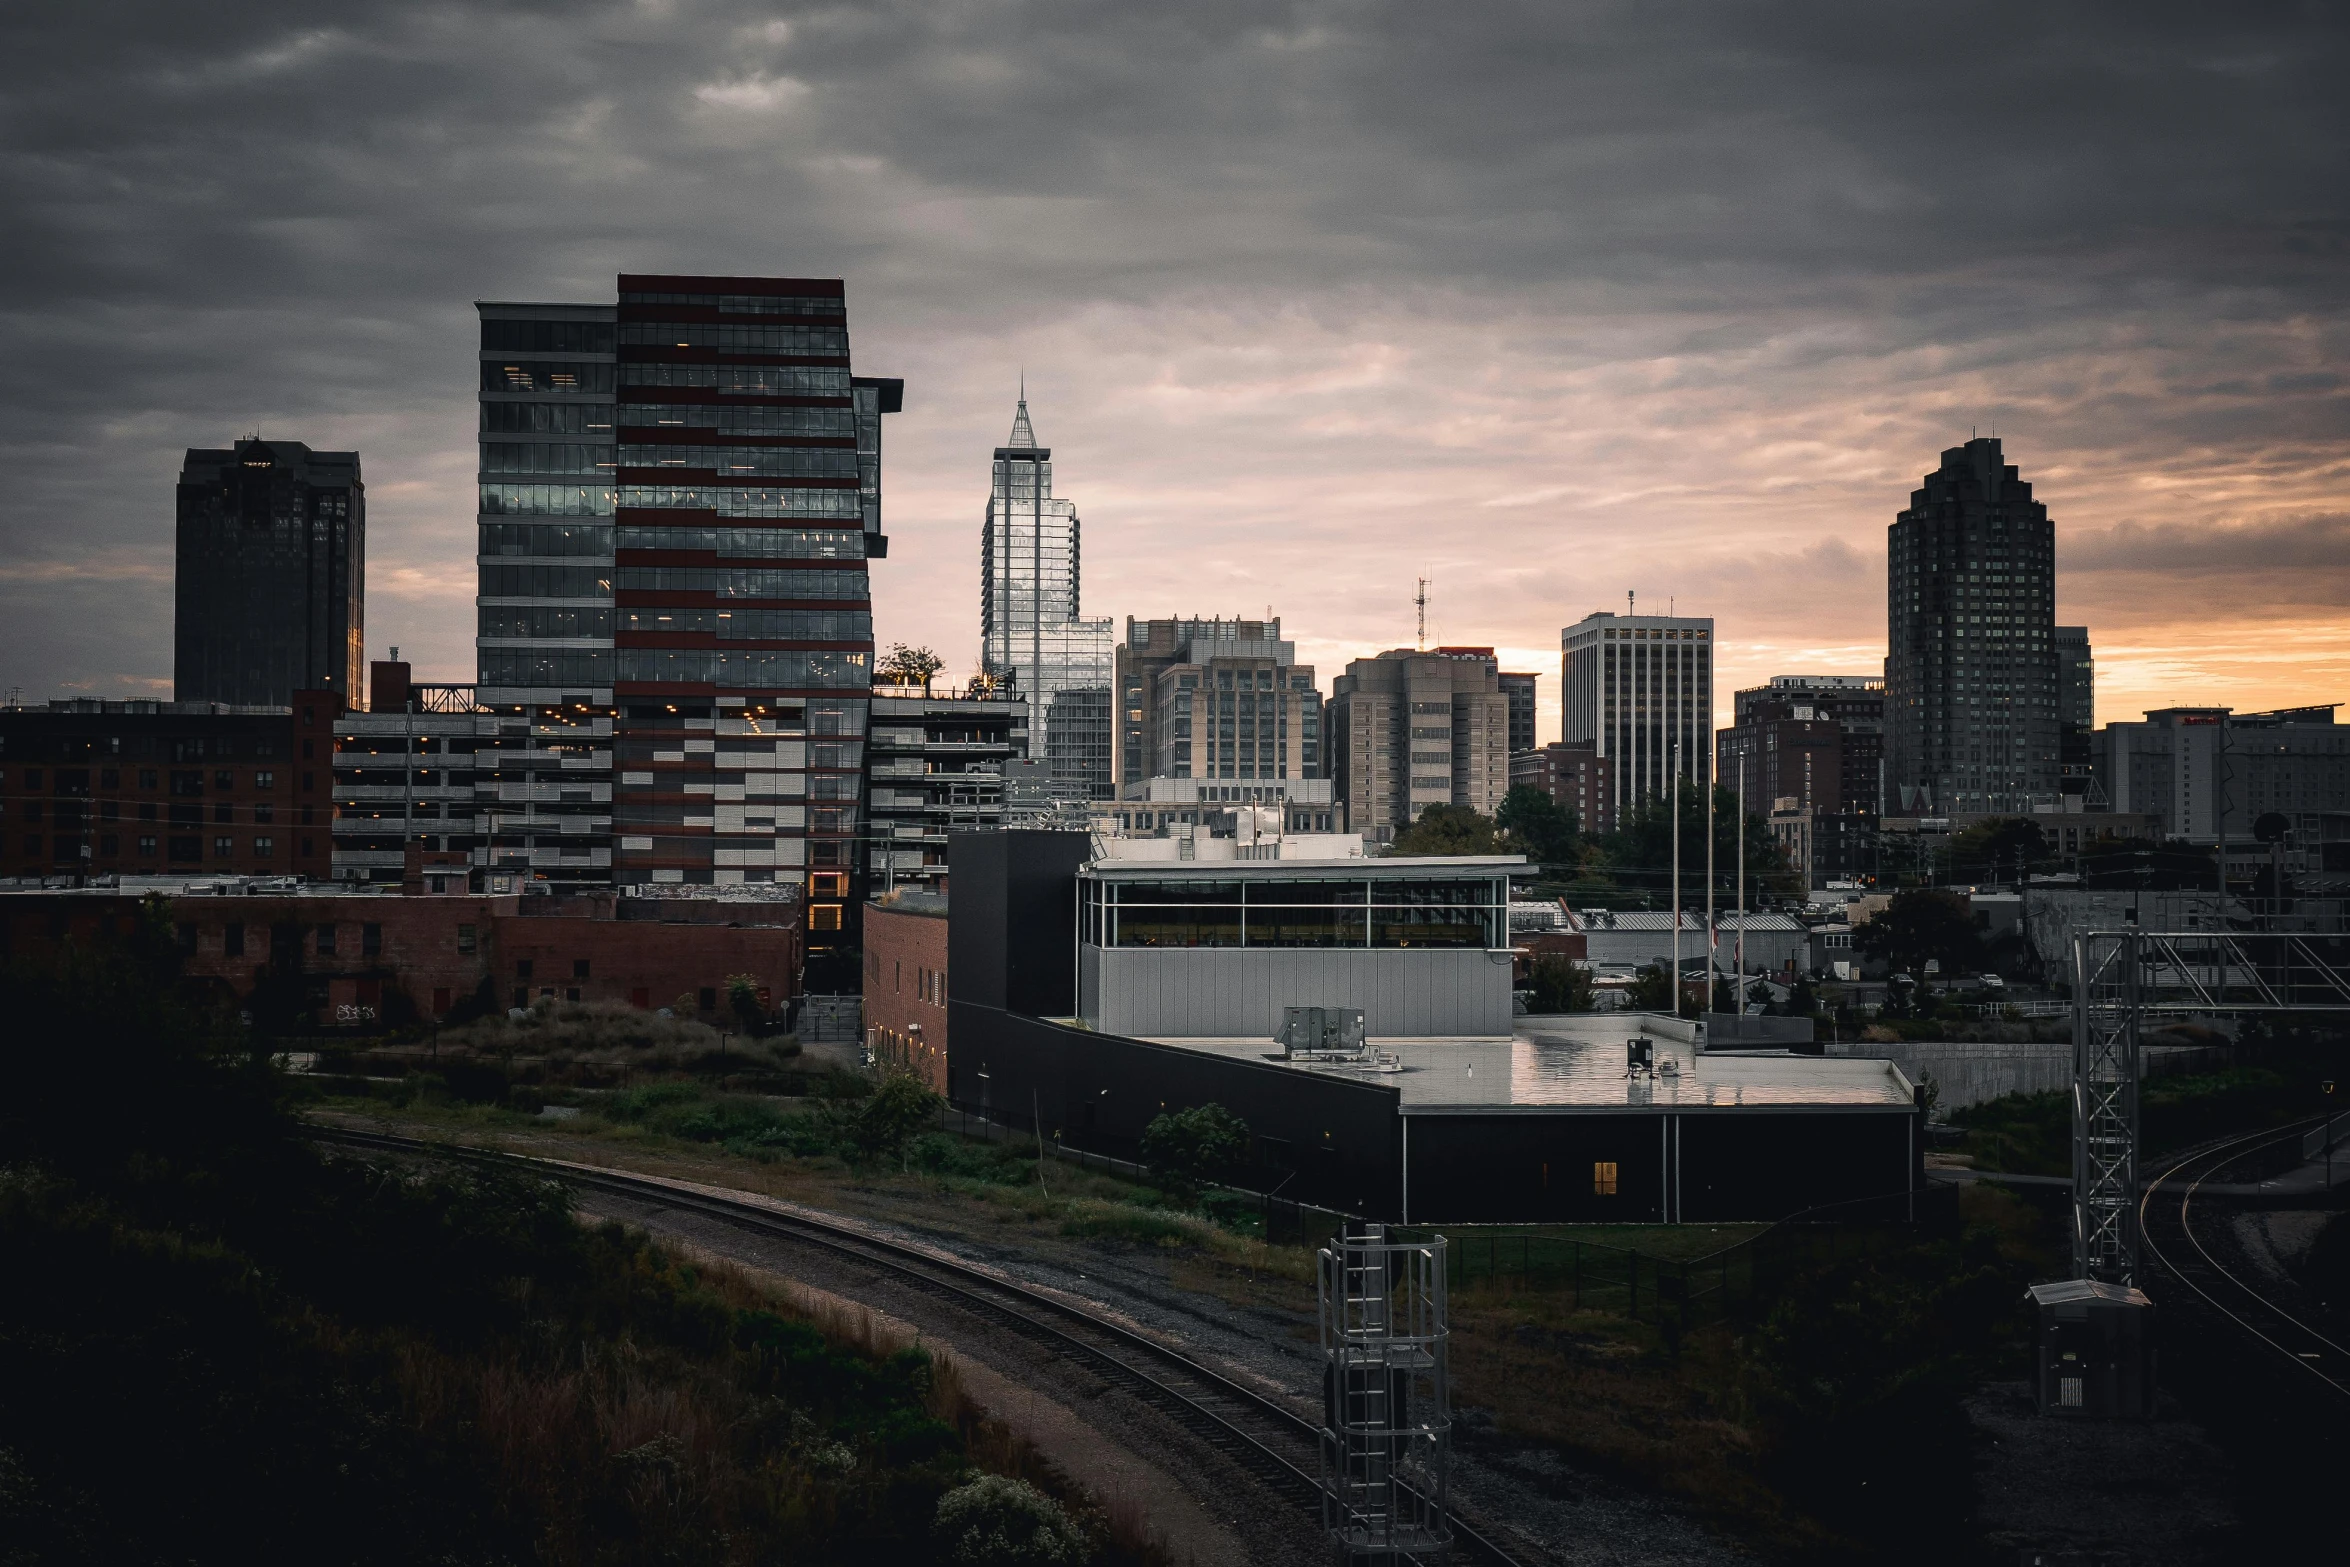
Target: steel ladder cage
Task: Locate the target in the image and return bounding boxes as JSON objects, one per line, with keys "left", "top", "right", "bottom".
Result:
{"left": 1317, "top": 1226, "right": 1452, "bottom": 1558}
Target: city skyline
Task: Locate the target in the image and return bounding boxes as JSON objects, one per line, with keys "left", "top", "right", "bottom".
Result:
{"left": 3, "top": 7, "right": 2346, "bottom": 739}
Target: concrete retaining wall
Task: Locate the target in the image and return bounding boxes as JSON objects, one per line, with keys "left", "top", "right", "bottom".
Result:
{"left": 1826, "top": 1039, "right": 2232, "bottom": 1107}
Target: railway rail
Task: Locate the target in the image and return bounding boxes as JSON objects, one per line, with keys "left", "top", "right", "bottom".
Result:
{"left": 313, "top": 1125, "right": 1530, "bottom": 1567}
{"left": 2140, "top": 1117, "right": 2350, "bottom": 1403}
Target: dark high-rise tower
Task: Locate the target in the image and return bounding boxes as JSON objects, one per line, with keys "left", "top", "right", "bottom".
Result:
{"left": 175, "top": 438, "right": 364, "bottom": 705}
{"left": 1884, "top": 438, "right": 2060, "bottom": 814}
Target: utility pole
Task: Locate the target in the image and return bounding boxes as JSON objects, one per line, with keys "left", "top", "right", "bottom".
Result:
{"left": 1670, "top": 738, "right": 1681, "bottom": 1018}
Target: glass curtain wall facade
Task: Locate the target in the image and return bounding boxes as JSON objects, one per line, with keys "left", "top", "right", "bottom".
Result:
{"left": 175, "top": 439, "right": 365, "bottom": 707}
{"left": 1080, "top": 871, "right": 1510, "bottom": 949}
{"left": 475, "top": 304, "right": 619, "bottom": 885}
{"left": 1884, "top": 439, "right": 2060, "bottom": 814}
{"left": 1560, "top": 613, "right": 1714, "bottom": 817}
{"left": 980, "top": 399, "right": 1113, "bottom": 795}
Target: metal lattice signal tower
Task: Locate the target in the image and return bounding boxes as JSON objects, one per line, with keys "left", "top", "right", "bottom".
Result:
{"left": 2073, "top": 932, "right": 2142, "bottom": 1284}
{"left": 1318, "top": 1224, "right": 1451, "bottom": 1564}
{"left": 2070, "top": 927, "right": 2350, "bottom": 1287}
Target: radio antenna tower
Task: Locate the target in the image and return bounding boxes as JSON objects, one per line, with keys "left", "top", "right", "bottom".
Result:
{"left": 1415, "top": 577, "right": 1428, "bottom": 651}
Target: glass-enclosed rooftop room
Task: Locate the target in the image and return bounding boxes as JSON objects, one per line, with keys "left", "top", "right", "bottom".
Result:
{"left": 1079, "top": 858, "right": 1519, "bottom": 951}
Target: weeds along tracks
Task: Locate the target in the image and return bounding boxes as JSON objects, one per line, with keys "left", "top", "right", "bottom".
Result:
{"left": 314, "top": 1127, "right": 1530, "bottom": 1567}
{"left": 2140, "top": 1117, "right": 2350, "bottom": 1403}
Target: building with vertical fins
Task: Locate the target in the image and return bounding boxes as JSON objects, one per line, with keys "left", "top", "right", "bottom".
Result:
{"left": 175, "top": 438, "right": 365, "bottom": 706}
{"left": 1326, "top": 648, "right": 1508, "bottom": 839}
{"left": 475, "top": 276, "right": 898, "bottom": 935}
{"left": 1884, "top": 438, "right": 2060, "bottom": 814}
{"left": 1559, "top": 609, "right": 1714, "bottom": 819}
{"left": 980, "top": 396, "right": 1113, "bottom": 797}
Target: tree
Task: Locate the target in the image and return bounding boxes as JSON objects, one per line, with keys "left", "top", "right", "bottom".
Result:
{"left": 1626, "top": 963, "right": 1673, "bottom": 1012}
{"left": 1597, "top": 784, "right": 1802, "bottom": 906}
{"left": 1853, "top": 889, "right": 1983, "bottom": 977}
{"left": 1390, "top": 804, "right": 1507, "bottom": 856}
{"left": 876, "top": 643, "right": 945, "bottom": 695}
{"left": 1945, "top": 817, "right": 2048, "bottom": 885}
{"left": 725, "top": 972, "right": 767, "bottom": 1033}
{"left": 1525, "top": 953, "right": 1594, "bottom": 1013}
{"left": 1140, "top": 1103, "right": 1250, "bottom": 1196}
{"left": 849, "top": 1071, "right": 944, "bottom": 1169}
{"left": 1497, "top": 785, "right": 1579, "bottom": 865}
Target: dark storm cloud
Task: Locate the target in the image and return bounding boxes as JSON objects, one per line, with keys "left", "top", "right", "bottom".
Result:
{"left": 0, "top": 0, "right": 2344, "bottom": 699}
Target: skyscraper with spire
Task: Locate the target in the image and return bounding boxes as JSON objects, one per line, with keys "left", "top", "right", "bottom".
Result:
{"left": 980, "top": 393, "right": 1113, "bottom": 797}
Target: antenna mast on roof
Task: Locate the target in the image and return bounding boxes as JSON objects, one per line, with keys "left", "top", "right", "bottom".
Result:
{"left": 1416, "top": 577, "right": 1428, "bottom": 651}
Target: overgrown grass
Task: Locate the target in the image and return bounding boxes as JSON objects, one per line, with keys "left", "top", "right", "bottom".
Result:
{"left": 1953, "top": 1062, "right": 2332, "bottom": 1175}
{"left": 0, "top": 905, "right": 1164, "bottom": 1567}
{"left": 1445, "top": 1182, "right": 2060, "bottom": 1563}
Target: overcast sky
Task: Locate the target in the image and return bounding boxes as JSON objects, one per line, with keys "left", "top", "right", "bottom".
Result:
{"left": 3, "top": 1, "right": 2345, "bottom": 735}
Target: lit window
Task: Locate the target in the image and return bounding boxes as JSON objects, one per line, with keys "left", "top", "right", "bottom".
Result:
{"left": 1593, "top": 1161, "right": 1618, "bottom": 1197}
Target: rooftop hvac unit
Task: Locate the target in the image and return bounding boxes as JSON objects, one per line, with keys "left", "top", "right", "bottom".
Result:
{"left": 1278, "top": 1005, "right": 1367, "bottom": 1059}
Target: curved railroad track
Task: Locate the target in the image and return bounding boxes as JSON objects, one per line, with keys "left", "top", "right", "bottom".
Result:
{"left": 2140, "top": 1117, "right": 2350, "bottom": 1403}
{"left": 313, "top": 1125, "right": 1528, "bottom": 1567}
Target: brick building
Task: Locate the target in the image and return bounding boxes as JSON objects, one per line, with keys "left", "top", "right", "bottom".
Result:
{"left": 1508, "top": 740, "right": 1617, "bottom": 835}
{"left": 862, "top": 890, "right": 948, "bottom": 1091}
{"left": 0, "top": 694, "right": 342, "bottom": 884}
{"left": 0, "top": 887, "right": 800, "bottom": 1029}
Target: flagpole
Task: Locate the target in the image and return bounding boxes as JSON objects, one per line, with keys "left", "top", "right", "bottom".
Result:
{"left": 1670, "top": 738, "right": 1681, "bottom": 1019}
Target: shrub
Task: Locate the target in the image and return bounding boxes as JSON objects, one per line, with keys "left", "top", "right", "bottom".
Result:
{"left": 1140, "top": 1103, "right": 1249, "bottom": 1195}
{"left": 934, "top": 1475, "right": 1089, "bottom": 1567}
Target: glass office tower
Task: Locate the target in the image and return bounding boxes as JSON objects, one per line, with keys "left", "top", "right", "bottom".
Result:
{"left": 475, "top": 303, "right": 619, "bottom": 885}
{"left": 980, "top": 397, "right": 1113, "bottom": 796}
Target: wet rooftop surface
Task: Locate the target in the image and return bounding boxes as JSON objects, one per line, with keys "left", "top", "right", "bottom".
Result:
{"left": 1144, "top": 1014, "right": 1917, "bottom": 1112}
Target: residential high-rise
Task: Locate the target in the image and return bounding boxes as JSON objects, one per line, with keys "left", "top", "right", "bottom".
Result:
{"left": 981, "top": 397, "right": 1113, "bottom": 795}
{"left": 1499, "top": 669, "right": 1539, "bottom": 756}
{"left": 864, "top": 686, "right": 1029, "bottom": 891}
{"left": 1560, "top": 610, "right": 1714, "bottom": 817}
{"left": 1115, "top": 616, "right": 1320, "bottom": 785}
{"left": 1884, "top": 438, "right": 2061, "bottom": 814}
{"left": 175, "top": 438, "right": 365, "bottom": 706}
{"left": 1325, "top": 649, "right": 1508, "bottom": 837}
{"left": 477, "top": 275, "right": 898, "bottom": 931}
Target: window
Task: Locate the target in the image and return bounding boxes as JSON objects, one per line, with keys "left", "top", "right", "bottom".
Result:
{"left": 255, "top": 770, "right": 274, "bottom": 788}
{"left": 699, "top": 987, "right": 718, "bottom": 1011}
{"left": 254, "top": 803, "right": 274, "bottom": 824}
{"left": 316, "top": 923, "right": 337, "bottom": 956}
{"left": 177, "top": 923, "right": 197, "bottom": 955}
{"left": 139, "top": 769, "right": 158, "bottom": 789}
{"left": 213, "top": 835, "right": 234, "bottom": 858}
{"left": 24, "top": 769, "right": 40, "bottom": 788}
{"left": 573, "top": 958, "right": 590, "bottom": 979}
{"left": 1593, "top": 1161, "right": 1619, "bottom": 1197}
{"left": 138, "top": 835, "right": 157, "bottom": 856}
{"left": 224, "top": 923, "right": 245, "bottom": 957}
{"left": 457, "top": 923, "right": 477, "bottom": 954}
{"left": 810, "top": 904, "right": 843, "bottom": 932}
{"left": 516, "top": 958, "right": 534, "bottom": 979}
{"left": 214, "top": 770, "right": 234, "bottom": 790}
{"left": 362, "top": 923, "right": 382, "bottom": 957}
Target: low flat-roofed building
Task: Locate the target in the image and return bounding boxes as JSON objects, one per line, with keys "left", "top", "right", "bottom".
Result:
{"left": 947, "top": 832, "right": 1926, "bottom": 1222}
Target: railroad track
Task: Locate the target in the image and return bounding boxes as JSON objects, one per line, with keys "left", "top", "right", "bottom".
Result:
{"left": 313, "top": 1125, "right": 1528, "bottom": 1567}
{"left": 2140, "top": 1117, "right": 2350, "bottom": 1403}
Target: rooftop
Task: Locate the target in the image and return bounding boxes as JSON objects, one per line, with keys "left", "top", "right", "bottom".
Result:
{"left": 1082, "top": 855, "right": 1523, "bottom": 882}
{"left": 1144, "top": 1015, "right": 1915, "bottom": 1114}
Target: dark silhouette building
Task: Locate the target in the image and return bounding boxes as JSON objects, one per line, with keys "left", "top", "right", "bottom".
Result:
{"left": 1884, "top": 439, "right": 2060, "bottom": 814}
{"left": 175, "top": 439, "right": 364, "bottom": 706}
{"left": 1499, "top": 669, "right": 1538, "bottom": 756}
